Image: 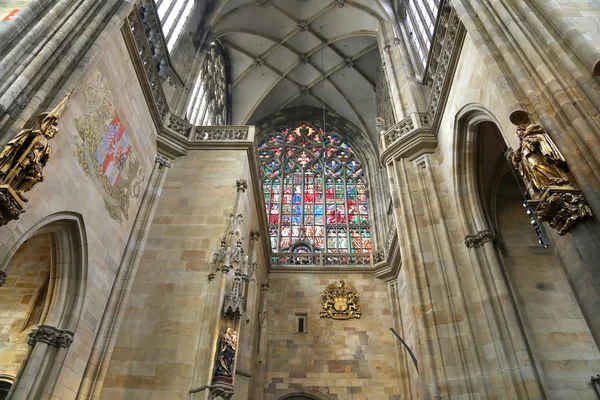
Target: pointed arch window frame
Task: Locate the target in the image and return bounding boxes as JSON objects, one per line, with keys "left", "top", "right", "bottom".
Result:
{"left": 258, "top": 124, "right": 373, "bottom": 262}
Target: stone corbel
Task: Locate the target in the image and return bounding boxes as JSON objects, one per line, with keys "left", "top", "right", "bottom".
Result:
{"left": 0, "top": 270, "right": 6, "bottom": 287}
{"left": 236, "top": 179, "right": 247, "bottom": 193}
{"left": 27, "top": 325, "right": 74, "bottom": 348}
{"left": 464, "top": 230, "right": 505, "bottom": 253}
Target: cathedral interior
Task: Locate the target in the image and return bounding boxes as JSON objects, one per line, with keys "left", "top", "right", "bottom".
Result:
{"left": 1, "top": 0, "right": 600, "bottom": 399}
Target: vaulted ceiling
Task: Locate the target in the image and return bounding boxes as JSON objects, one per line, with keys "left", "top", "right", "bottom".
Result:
{"left": 208, "top": 0, "right": 393, "bottom": 142}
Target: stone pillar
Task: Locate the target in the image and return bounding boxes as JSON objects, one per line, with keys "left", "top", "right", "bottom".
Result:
{"left": 386, "top": 149, "right": 543, "bottom": 398}
{"left": 0, "top": 0, "right": 133, "bottom": 140}
{"left": 77, "top": 154, "right": 173, "bottom": 399}
{"left": 8, "top": 325, "right": 74, "bottom": 400}
{"left": 450, "top": 0, "right": 600, "bottom": 346}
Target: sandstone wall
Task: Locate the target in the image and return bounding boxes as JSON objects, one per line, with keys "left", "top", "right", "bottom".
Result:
{"left": 101, "top": 148, "right": 269, "bottom": 399}
{"left": 0, "top": 28, "right": 157, "bottom": 398}
{"left": 259, "top": 272, "right": 401, "bottom": 400}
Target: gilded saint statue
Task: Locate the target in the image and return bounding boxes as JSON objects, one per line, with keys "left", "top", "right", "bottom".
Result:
{"left": 214, "top": 326, "right": 238, "bottom": 378}
{"left": 0, "top": 95, "right": 70, "bottom": 226}
{"left": 511, "top": 123, "right": 571, "bottom": 196}
{"left": 511, "top": 123, "right": 592, "bottom": 235}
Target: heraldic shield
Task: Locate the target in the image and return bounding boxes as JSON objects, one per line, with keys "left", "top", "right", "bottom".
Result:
{"left": 320, "top": 280, "right": 361, "bottom": 320}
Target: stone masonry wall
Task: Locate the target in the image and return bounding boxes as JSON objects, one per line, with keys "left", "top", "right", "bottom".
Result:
{"left": 260, "top": 272, "right": 401, "bottom": 400}
{"left": 100, "top": 149, "right": 250, "bottom": 399}
{"left": 0, "top": 28, "right": 157, "bottom": 399}
{"left": 496, "top": 174, "right": 600, "bottom": 399}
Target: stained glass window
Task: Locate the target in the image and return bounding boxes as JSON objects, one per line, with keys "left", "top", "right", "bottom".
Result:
{"left": 258, "top": 124, "right": 372, "bottom": 255}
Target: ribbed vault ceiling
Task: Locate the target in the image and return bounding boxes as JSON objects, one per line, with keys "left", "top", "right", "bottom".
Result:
{"left": 210, "top": 0, "right": 389, "bottom": 141}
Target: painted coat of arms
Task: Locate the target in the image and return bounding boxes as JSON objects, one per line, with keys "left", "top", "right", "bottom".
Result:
{"left": 320, "top": 280, "right": 361, "bottom": 320}
{"left": 72, "top": 73, "right": 145, "bottom": 221}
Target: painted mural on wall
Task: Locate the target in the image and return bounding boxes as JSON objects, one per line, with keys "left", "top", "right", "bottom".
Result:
{"left": 72, "top": 72, "right": 144, "bottom": 221}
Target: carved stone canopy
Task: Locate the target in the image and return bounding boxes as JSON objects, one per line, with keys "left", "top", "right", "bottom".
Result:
{"left": 320, "top": 280, "right": 361, "bottom": 320}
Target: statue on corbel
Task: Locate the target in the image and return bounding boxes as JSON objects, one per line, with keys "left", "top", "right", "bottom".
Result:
{"left": 511, "top": 123, "right": 592, "bottom": 235}
{"left": 0, "top": 95, "right": 70, "bottom": 226}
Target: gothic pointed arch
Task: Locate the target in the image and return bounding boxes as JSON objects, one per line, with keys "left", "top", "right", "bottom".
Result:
{"left": 255, "top": 107, "right": 390, "bottom": 265}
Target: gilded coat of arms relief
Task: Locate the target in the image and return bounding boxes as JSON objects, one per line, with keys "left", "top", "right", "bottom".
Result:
{"left": 320, "top": 280, "right": 361, "bottom": 320}
{"left": 72, "top": 72, "right": 145, "bottom": 221}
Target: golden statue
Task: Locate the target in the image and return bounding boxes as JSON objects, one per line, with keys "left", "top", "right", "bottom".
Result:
{"left": 0, "top": 95, "right": 69, "bottom": 225}
{"left": 511, "top": 123, "right": 571, "bottom": 195}
{"left": 511, "top": 123, "right": 592, "bottom": 235}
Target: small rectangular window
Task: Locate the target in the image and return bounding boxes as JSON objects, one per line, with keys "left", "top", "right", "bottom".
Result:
{"left": 296, "top": 313, "right": 307, "bottom": 333}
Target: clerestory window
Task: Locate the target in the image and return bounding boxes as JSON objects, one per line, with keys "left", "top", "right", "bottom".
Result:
{"left": 404, "top": 0, "right": 440, "bottom": 70}
{"left": 258, "top": 124, "right": 372, "bottom": 263}
{"left": 186, "top": 43, "right": 227, "bottom": 126}
{"left": 155, "top": 0, "right": 195, "bottom": 51}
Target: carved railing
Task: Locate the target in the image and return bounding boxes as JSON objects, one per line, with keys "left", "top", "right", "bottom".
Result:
{"left": 137, "top": 0, "right": 183, "bottom": 85}
{"left": 126, "top": 9, "right": 169, "bottom": 121}
{"left": 426, "top": 3, "right": 462, "bottom": 121}
{"left": 382, "top": 113, "right": 431, "bottom": 147}
{"left": 271, "top": 253, "right": 372, "bottom": 267}
{"left": 193, "top": 126, "right": 249, "bottom": 141}
{"left": 124, "top": 10, "right": 253, "bottom": 147}
{"left": 380, "top": 1, "right": 464, "bottom": 160}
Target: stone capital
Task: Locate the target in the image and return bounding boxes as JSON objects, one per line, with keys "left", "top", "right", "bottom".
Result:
{"left": 27, "top": 325, "right": 74, "bottom": 348}
{"left": 155, "top": 154, "right": 174, "bottom": 168}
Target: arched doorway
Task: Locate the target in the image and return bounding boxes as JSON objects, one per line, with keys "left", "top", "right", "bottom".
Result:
{"left": 0, "top": 213, "right": 87, "bottom": 399}
{"left": 0, "top": 233, "right": 55, "bottom": 388}
{"left": 454, "top": 104, "right": 600, "bottom": 398}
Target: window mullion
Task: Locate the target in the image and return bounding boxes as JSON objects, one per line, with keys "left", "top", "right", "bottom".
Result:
{"left": 406, "top": 7, "right": 428, "bottom": 62}
{"left": 412, "top": 0, "right": 433, "bottom": 43}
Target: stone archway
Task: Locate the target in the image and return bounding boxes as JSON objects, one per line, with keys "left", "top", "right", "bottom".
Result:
{"left": 277, "top": 389, "right": 330, "bottom": 400}
{"left": 0, "top": 212, "right": 87, "bottom": 400}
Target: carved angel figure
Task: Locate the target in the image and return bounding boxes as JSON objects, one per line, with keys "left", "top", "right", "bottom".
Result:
{"left": 511, "top": 124, "right": 571, "bottom": 196}
{"left": 214, "top": 326, "right": 237, "bottom": 378}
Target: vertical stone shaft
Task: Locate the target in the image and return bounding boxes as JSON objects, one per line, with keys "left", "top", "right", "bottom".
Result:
{"left": 77, "top": 156, "right": 171, "bottom": 399}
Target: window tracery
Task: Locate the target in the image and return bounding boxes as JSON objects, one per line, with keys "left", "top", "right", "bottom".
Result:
{"left": 155, "top": 0, "right": 195, "bottom": 51}
{"left": 258, "top": 124, "right": 372, "bottom": 260}
{"left": 186, "top": 44, "right": 227, "bottom": 126}
{"left": 403, "top": 0, "right": 440, "bottom": 70}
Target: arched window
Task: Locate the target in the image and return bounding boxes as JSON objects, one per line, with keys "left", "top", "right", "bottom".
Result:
{"left": 156, "top": 0, "right": 195, "bottom": 51}
{"left": 186, "top": 44, "right": 227, "bottom": 126}
{"left": 258, "top": 124, "right": 372, "bottom": 261}
{"left": 403, "top": 0, "right": 440, "bottom": 69}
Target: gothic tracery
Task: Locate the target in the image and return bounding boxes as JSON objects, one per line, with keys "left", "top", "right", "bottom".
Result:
{"left": 258, "top": 124, "right": 372, "bottom": 260}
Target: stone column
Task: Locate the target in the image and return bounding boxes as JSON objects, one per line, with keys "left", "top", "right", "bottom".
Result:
{"left": 77, "top": 154, "right": 173, "bottom": 399}
{"left": 452, "top": 0, "right": 600, "bottom": 346}
{"left": 386, "top": 151, "right": 543, "bottom": 398}
{"left": 189, "top": 181, "right": 248, "bottom": 399}
{"left": 0, "top": 0, "right": 133, "bottom": 141}
{"left": 8, "top": 325, "right": 75, "bottom": 400}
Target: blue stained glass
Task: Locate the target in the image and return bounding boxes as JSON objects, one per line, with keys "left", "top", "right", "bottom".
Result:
{"left": 292, "top": 215, "right": 301, "bottom": 224}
